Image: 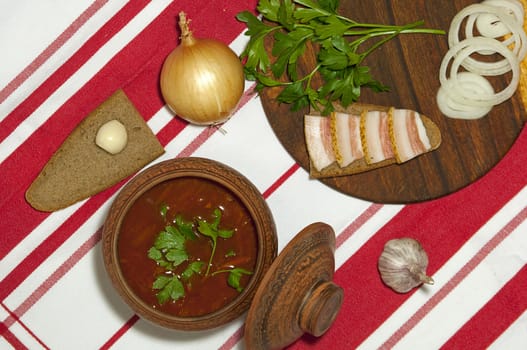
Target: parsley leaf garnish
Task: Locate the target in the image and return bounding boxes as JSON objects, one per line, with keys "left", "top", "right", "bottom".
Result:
{"left": 153, "top": 275, "right": 185, "bottom": 305}
{"left": 160, "top": 203, "right": 169, "bottom": 221}
{"left": 237, "top": 0, "right": 444, "bottom": 114}
{"left": 148, "top": 216, "right": 198, "bottom": 304}
{"left": 227, "top": 268, "right": 254, "bottom": 292}
{"left": 148, "top": 207, "right": 250, "bottom": 306}
{"left": 197, "top": 208, "right": 234, "bottom": 275}
{"left": 174, "top": 214, "right": 195, "bottom": 240}
{"left": 213, "top": 267, "right": 254, "bottom": 292}
{"left": 181, "top": 261, "right": 205, "bottom": 281}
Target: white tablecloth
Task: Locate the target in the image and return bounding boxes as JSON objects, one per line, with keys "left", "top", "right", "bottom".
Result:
{"left": 1, "top": 1, "right": 526, "bottom": 349}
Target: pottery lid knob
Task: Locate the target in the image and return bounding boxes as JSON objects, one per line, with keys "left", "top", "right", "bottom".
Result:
{"left": 299, "top": 281, "right": 343, "bottom": 337}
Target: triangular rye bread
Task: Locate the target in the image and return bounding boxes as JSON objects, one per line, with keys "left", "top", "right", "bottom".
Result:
{"left": 26, "top": 89, "right": 165, "bottom": 211}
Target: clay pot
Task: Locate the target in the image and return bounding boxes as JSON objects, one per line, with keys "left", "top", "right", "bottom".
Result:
{"left": 102, "top": 157, "right": 278, "bottom": 331}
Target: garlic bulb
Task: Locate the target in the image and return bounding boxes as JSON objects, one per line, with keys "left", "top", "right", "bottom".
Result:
{"left": 378, "top": 238, "right": 434, "bottom": 293}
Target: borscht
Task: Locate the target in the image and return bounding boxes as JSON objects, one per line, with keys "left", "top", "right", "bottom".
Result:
{"left": 118, "top": 176, "right": 258, "bottom": 317}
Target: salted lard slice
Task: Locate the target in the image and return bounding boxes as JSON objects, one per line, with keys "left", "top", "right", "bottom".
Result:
{"left": 390, "top": 109, "right": 432, "bottom": 163}
{"left": 332, "top": 112, "right": 363, "bottom": 167}
{"left": 361, "top": 111, "right": 394, "bottom": 164}
{"left": 304, "top": 115, "right": 336, "bottom": 171}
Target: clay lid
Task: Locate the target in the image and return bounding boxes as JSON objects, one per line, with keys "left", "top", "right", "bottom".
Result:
{"left": 245, "top": 222, "right": 343, "bottom": 349}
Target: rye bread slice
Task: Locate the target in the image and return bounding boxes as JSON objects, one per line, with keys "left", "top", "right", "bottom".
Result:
{"left": 26, "top": 89, "right": 165, "bottom": 211}
{"left": 307, "top": 103, "right": 441, "bottom": 179}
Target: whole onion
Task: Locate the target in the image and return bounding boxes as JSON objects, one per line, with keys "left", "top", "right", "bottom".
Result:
{"left": 160, "top": 12, "right": 245, "bottom": 125}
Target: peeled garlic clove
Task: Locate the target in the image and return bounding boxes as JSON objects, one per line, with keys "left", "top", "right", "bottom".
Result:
{"left": 96, "top": 120, "right": 128, "bottom": 154}
{"left": 378, "top": 238, "right": 434, "bottom": 293}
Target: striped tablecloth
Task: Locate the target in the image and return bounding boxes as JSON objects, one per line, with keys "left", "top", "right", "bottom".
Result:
{"left": 1, "top": 1, "right": 526, "bottom": 349}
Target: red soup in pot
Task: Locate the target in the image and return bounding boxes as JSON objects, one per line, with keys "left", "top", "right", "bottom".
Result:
{"left": 118, "top": 176, "right": 258, "bottom": 317}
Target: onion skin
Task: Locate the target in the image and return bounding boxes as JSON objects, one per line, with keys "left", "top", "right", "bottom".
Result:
{"left": 160, "top": 12, "right": 245, "bottom": 125}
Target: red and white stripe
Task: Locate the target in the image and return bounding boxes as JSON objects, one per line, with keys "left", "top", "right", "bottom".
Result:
{"left": 1, "top": 0, "right": 526, "bottom": 349}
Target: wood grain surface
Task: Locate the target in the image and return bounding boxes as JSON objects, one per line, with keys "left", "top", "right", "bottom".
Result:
{"left": 261, "top": 0, "right": 527, "bottom": 203}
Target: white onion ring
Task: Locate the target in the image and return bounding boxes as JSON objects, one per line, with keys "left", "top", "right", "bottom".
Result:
{"left": 464, "top": 13, "right": 514, "bottom": 56}
{"left": 450, "top": 4, "right": 526, "bottom": 75}
{"left": 464, "top": 0, "right": 524, "bottom": 55}
{"left": 455, "top": 3, "right": 524, "bottom": 47}
{"left": 482, "top": 0, "right": 524, "bottom": 26}
{"left": 476, "top": 13, "right": 515, "bottom": 39}
{"left": 442, "top": 71, "right": 495, "bottom": 110}
{"left": 436, "top": 72, "right": 495, "bottom": 119}
{"left": 475, "top": 0, "right": 524, "bottom": 51}
{"left": 451, "top": 38, "right": 520, "bottom": 105}
{"left": 437, "top": 1, "right": 525, "bottom": 120}
{"left": 440, "top": 37, "right": 520, "bottom": 107}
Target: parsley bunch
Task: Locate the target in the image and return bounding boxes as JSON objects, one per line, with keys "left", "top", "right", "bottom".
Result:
{"left": 236, "top": 0, "right": 444, "bottom": 114}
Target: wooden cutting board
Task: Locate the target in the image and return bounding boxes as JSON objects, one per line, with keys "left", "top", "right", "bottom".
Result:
{"left": 260, "top": 0, "right": 527, "bottom": 203}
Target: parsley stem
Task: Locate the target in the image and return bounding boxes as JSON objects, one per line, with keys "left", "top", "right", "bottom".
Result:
{"left": 359, "top": 30, "right": 402, "bottom": 60}
{"left": 205, "top": 237, "right": 216, "bottom": 276}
